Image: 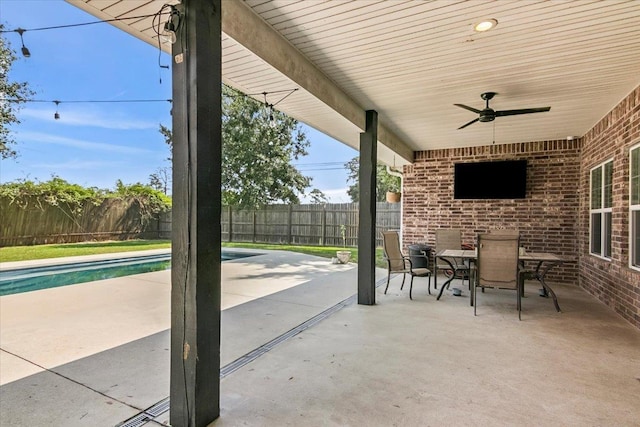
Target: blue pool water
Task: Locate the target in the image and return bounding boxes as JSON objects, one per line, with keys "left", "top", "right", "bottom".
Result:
{"left": 0, "top": 251, "right": 258, "bottom": 296}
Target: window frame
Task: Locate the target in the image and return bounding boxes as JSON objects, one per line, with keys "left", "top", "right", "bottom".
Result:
{"left": 589, "top": 159, "right": 613, "bottom": 260}
{"left": 629, "top": 143, "right": 640, "bottom": 271}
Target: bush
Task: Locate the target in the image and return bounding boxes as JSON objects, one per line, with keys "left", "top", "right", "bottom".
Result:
{"left": 0, "top": 177, "right": 171, "bottom": 219}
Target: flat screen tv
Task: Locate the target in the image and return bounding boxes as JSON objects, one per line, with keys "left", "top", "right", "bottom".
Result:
{"left": 454, "top": 159, "right": 527, "bottom": 199}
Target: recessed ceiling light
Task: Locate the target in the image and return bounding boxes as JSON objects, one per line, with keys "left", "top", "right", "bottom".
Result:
{"left": 474, "top": 19, "right": 498, "bottom": 32}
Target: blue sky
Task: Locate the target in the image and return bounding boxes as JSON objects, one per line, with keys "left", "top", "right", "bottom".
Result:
{"left": 0, "top": 0, "right": 357, "bottom": 202}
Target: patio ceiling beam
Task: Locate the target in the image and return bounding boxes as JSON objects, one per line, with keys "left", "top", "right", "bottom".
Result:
{"left": 221, "top": 0, "right": 414, "bottom": 163}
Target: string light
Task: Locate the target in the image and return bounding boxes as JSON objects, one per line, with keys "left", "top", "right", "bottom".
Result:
{"left": 0, "top": 9, "right": 173, "bottom": 60}
{"left": 161, "top": 5, "right": 181, "bottom": 44}
{"left": 257, "top": 89, "right": 298, "bottom": 126}
{"left": 15, "top": 28, "right": 30, "bottom": 57}
{"left": 0, "top": 12, "right": 170, "bottom": 34}
{"left": 1, "top": 98, "right": 173, "bottom": 121}
{"left": 2, "top": 98, "right": 173, "bottom": 104}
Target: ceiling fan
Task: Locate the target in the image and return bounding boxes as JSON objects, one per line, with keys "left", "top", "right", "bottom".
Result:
{"left": 454, "top": 92, "right": 550, "bottom": 129}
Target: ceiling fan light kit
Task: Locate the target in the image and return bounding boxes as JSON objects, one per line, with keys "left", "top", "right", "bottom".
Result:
{"left": 454, "top": 92, "right": 551, "bottom": 129}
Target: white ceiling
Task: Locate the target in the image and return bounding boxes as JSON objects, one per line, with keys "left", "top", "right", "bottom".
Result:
{"left": 67, "top": 0, "right": 640, "bottom": 166}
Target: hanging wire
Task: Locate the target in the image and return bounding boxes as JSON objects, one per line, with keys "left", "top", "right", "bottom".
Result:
{"left": 0, "top": 12, "right": 171, "bottom": 34}
{"left": 1, "top": 6, "right": 175, "bottom": 80}
{"left": 1, "top": 98, "right": 172, "bottom": 104}
{"left": 15, "top": 28, "right": 30, "bottom": 57}
{"left": 492, "top": 120, "right": 496, "bottom": 144}
{"left": 152, "top": 4, "right": 181, "bottom": 83}
{"left": 257, "top": 88, "right": 298, "bottom": 125}
{"left": 246, "top": 88, "right": 298, "bottom": 106}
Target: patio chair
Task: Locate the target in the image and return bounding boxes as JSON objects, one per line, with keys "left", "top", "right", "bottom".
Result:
{"left": 382, "top": 231, "right": 432, "bottom": 300}
{"left": 435, "top": 229, "right": 471, "bottom": 290}
{"left": 488, "top": 229, "right": 520, "bottom": 237}
{"left": 474, "top": 232, "right": 522, "bottom": 320}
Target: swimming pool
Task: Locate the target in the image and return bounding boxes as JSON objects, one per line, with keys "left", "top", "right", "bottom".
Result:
{"left": 0, "top": 251, "right": 259, "bottom": 296}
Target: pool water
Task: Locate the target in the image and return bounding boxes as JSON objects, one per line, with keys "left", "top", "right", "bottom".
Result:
{"left": 0, "top": 251, "right": 258, "bottom": 296}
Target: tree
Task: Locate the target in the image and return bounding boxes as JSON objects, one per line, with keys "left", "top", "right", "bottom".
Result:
{"left": 0, "top": 25, "right": 35, "bottom": 159}
{"left": 309, "top": 188, "right": 329, "bottom": 204}
{"left": 159, "top": 85, "right": 327, "bottom": 208}
{"left": 149, "top": 166, "right": 171, "bottom": 195}
{"left": 158, "top": 123, "right": 173, "bottom": 161}
{"left": 345, "top": 156, "right": 402, "bottom": 203}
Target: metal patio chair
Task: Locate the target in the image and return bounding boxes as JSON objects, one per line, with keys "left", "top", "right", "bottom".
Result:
{"left": 474, "top": 232, "right": 522, "bottom": 320}
{"left": 382, "top": 231, "right": 432, "bottom": 300}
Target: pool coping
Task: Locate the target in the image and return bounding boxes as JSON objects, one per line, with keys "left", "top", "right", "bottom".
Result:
{"left": 0, "top": 247, "right": 265, "bottom": 272}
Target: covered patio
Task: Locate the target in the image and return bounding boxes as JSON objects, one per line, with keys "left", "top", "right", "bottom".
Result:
{"left": 47, "top": 0, "right": 640, "bottom": 425}
{"left": 2, "top": 262, "right": 639, "bottom": 425}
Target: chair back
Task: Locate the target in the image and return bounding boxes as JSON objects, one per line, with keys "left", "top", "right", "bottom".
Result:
{"left": 382, "top": 231, "right": 406, "bottom": 271}
{"left": 476, "top": 233, "right": 520, "bottom": 290}
{"left": 488, "top": 229, "right": 520, "bottom": 237}
{"left": 435, "top": 229, "right": 463, "bottom": 269}
{"left": 436, "top": 229, "right": 462, "bottom": 252}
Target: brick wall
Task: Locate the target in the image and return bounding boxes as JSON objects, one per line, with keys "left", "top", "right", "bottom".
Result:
{"left": 579, "top": 85, "right": 640, "bottom": 328}
{"left": 403, "top": 140, "right": 581, "bottom": 283}
{"left": 401, "top": 85, "right": 640, "bottom": 329}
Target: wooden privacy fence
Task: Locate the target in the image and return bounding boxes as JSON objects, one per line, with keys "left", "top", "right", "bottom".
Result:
{"left": 0, "top": 199, "right": 399, "bottom": 248}
{"left": 0, "top": 197, "right": 167, "bottom": 247}
{"left": 221, "top": 202, "right": 400, "bottom": 247}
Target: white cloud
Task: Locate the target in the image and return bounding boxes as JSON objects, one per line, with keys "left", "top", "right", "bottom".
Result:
{"left": 31, "top": 159, "right": 126, "bottom": 170}
{"left": 20, "top": 107, "right": 158, "bottom": 130}
{"left": 18, "top": 131, "right": 154, "bottom": 154}
{"left": 301, "top": 187, "right": 351, "bottom": 204}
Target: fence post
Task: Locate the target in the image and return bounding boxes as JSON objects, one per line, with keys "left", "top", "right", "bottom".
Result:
{"left": 287, "top": 204, "right": 293, "bottom": 244}
{"left": 228, "top": 205, "right": 233, "bottom": 242}
{"left": 252, "top": 210, "right": 256, "bottom": 243}
{"left": 321, "top": 206, "right": 326, "bottom": 246}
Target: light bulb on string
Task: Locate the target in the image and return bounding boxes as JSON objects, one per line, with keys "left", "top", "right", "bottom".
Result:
{"left": 15, "top": 28, "right": 30, "bottom": 57}
{"left": 268, "top": 105, "right": 277, "bottom": 128}
{"left": 161, "top": 6, "right": 180, "bottom": 44}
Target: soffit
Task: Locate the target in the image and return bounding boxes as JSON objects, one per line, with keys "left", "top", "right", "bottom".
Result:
{"left": 66, "top": 0, "right": 640, "bottom": 166}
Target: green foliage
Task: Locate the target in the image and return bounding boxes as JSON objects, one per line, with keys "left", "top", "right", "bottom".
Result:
{"left": 221, "top": 85, "right": 311, "bottom": 208}
{"left": 157, "top": 85, "right": 327, "bottom": 209}
{"left": 148, "top": 166, "right": 171, "bottom": 195}
{"left": 0, "top": 25, "right": 35, "bottom": 159}
{"left": 111, "top": 179, "right": 172, "bottom": 222}
{"left": 345, "top": 157, "right": 402, "bottom": 203}
{"left": 1, "top": 240, "right": 386, "bottom": 268}
{"left": 309, "top": 188, "right": 329, "bottom": 204}
{"left": 0, "top": 240, "right": 171, "bottom": 262}
{"left": 0, "top": 177, "right": 103, "bottom": 214}
{"left": 0, "top": 177, "right": 171, "bottom": 220}
{"left": 340, "top": 224, "right": 347, "bottom": 247}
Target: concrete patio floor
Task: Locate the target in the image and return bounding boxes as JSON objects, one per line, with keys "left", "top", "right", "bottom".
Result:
{"left": 1, "top": 249, "right": 640, "bottom": 426}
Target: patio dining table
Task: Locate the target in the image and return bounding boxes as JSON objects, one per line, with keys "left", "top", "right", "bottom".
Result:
{"left": 435, "top": 249, "right": 564, "bottom": 312}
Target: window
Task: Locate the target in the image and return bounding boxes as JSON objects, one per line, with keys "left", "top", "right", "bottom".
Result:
{"left": 590, "top": 160, "right": 613, "bottom": 259}
{"left": 630, "top": 144, "right": 640, "bottom": 269}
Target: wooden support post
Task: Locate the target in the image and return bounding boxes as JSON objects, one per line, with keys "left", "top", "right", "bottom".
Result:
{"left": 170, "top": 1, "right": 222, "bottom": 426}
{"left": 358, "top": 110, "right": 377, "bottom": 305}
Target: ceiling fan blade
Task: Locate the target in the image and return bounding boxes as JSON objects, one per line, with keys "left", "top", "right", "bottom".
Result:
{"left": 454, "top": 103, "right": 481, "bottom": 114}
{"left": 458, "top": 118, "right": 479, "bottom": 129}
{"left": 495, "top": 107, "right": 551, "bottom": 117}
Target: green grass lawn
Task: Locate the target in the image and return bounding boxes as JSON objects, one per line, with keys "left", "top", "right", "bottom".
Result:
{"left": 0, "top": 240, "right": 387, "bottom": 268}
